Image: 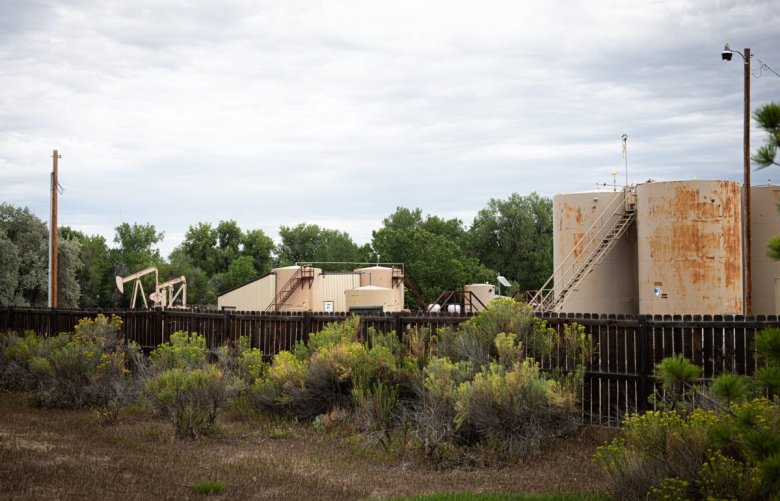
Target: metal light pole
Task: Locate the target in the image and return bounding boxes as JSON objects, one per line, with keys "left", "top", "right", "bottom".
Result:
{"left": 722, "top": 44, "right": 752, "bottom": 315}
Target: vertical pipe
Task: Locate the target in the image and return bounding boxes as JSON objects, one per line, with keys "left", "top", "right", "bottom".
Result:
{"left": 744, "top": 48, "right": 752, "bottom": 315}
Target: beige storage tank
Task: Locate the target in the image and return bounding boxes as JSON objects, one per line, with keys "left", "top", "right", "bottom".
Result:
{"left": 273, "top": 265, "right": 322, "bottom": 312}
{"left": 464, "top": 283, "right": 496, "bottom": 313}
{"left": 356, "top": 265, "right": 394, "bottom": 288}
{"left": 354, "top": 265, "right": 404, "bottom": 310}
{"left": 217, "top": 273, "right": 276, "bottom": 311}
{"left": 552, "top": 190, "right": 638, "bottom": 314}
{"left": 751, "top": 184, "right": 780, "bottom": 315}
{"left": 312, "top": 272, "right": 361, "bottom": 312}
{"left": 636, "top": 180, "right": 743, "bottom": 315}
{"left": 345, "top": 285, "right": 403, "bottom": 312}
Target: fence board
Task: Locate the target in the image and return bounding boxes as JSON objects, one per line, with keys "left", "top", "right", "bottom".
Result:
{"left": 4, "top": 307, "right": 780, "bottom": 427}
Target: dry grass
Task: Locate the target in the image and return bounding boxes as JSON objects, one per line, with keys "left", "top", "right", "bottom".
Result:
{"left": 0, "top": 390, "right": 613, "bottom": 500}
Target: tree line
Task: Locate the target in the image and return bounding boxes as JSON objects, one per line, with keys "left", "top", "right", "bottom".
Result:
{"left": 0, "top": 192, "right": 553, "bottom": 308}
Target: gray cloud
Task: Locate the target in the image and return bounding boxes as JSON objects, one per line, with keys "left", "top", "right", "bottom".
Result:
{"left": 1, "top": 0, "right": 779, "bottom": 257}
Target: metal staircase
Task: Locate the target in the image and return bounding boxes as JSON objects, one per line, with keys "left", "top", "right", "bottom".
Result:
{"left": 531, "top": 187, "right": 637, "bottom": 313}
{"left": 265, "top": 266, "right": 315, "bottom": 312}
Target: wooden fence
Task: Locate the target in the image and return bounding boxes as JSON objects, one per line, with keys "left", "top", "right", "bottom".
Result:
{"left": 2, "top": 307, "right": 778, "bottom": 427}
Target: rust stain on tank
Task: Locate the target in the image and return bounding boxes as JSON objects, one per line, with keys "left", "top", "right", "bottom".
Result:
{"left": 640, "top": 181, "right": 743, "bottom": 315}
{"left": 572, "top": 232, "right": 585, "bottom": 259}
{"left": 719, "top": 181, "right": 742, "bottom": 289}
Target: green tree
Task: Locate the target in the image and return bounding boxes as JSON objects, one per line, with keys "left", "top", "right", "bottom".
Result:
{"left": 221, "top": 255, "right": 258, "bottom": 292}
{"left": 215, "top": 220, "right": 242, "bottom": 273}
{"left": 753, "top": 102, "right": 780, "bottom": 169}
{"left": 276, "top": 223, "right": 368, "bottom": 270}
{"left": 241, "top": 229, "right": 274, "bottom": 275}
{"left": 0, "top": 229, "right": 20, "bottom": 305}
{"left": 60, "top": 227, "right": 112, "bottom": 307}
{"left": 371, "top": 208, "right": 495, "bottom": 304}
{"left": 0, "top": 204, "right": 82, "bottom": 307}
{"left": 468, "top": 193, "right": 553, "bottom": 294}
{"left": 56, "top": 237, "right": 82, "bottom": 308}
{"left": 178, "top": 222, "right": 219, "bottom": 275}
{"left": 110, "top": 222, "right": 164, "bottom": 307}
{"left": 164, "top": 250, "right": 217, "bottom": 306}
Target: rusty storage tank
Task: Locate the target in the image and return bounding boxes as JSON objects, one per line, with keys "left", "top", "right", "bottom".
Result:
{"left": 273, "top": 265, "right": 322, "bottom": 312}
{"left": 552, "top": 190, "right": 638, "bottom": 314}
{"left": 750, "top": 184, "right": 780, "bottom": 315}
{"left": 636, "top": 180, "right": 743, "bottom": 315}
{"left": 345, "top": 285, "right": 403, "bottom": 312}
{"left": 464, "top": 283, "right": 496, "bottom": 313}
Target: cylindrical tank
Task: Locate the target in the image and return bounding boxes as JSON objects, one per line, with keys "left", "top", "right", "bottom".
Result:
{"left": 751, "top": 184, "right": 780, "bottom": 315}
{"left": 636, "top": 180, "right": 743, "bottom": 315}
{"left": 273, "top": 265, "right": 322, "bottom": 312}
{"left": 552, "top": 190, "right": 638, "bottom": 314}
{"left": 355, "top": 266, "right": 394, "bottom": 288}
{"left": 354, "top": 265, "right": 404, "bottom": 310}
{"left": 464, "top": 283, "right": 496, "bottom": 313}
{"left": 345, "top": 285, "right": 402, "bottom": 312}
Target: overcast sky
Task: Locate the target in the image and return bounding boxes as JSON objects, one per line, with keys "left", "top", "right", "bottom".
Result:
{"left": 1, "top": 0, "right": 779, "bottom": 257}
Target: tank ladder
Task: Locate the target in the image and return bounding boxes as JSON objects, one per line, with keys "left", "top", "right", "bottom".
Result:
{"left": 531, "top": 186, "right": 637, "bottom": 313}
{"left": 265, "top": 266, "right": 315, "bottom": 312}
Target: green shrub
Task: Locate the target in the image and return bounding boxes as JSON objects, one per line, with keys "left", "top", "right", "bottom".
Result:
{"left": 594, "top": 409, "right": 715, "bottom": 500}
{"left": 148, "top": 331, "right": 208, "bottom": 371}
{"left": 192, "top": 480, "right": 226, "bottom": 495}
{"left": 306, "top": 315, "right": 361, "bottom": 353}
{"left": 647, "top": 477, "right": 689, "bottom": 501}
{"left": 250, "top": 317, "right": 415, "bottom": 421}
{"left": 698, "top": 450, "right": 762, "bottom": 500}
{"left": 144, "top": 365, "right": 230, "bottom": 439}
{"left": 454, "top": 360, "right": 579, "bottom": 460}
{"left": 1, "top": 316, "right": 141, "bottom": 419}
{"left": 352, "top": 381, "right": 401, "bottom": 449}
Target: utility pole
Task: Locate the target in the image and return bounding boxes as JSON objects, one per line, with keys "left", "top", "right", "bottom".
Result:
{"left": 49, "top": 149, "right": 60, "bottom": 308}
{"left": 744, "top": 48, "right": 752, "bottom": 316}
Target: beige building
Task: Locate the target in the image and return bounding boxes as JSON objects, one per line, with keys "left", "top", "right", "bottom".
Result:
{"left": 217, "top": 265, "right": 404, "bottom": 313}
{"left": 551, "top": 180, "right": 780, "bottom": 316}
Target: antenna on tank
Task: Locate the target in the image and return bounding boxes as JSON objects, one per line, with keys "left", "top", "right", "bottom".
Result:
{"left": 621, "top": 134, "right": 628, "bottom": 187}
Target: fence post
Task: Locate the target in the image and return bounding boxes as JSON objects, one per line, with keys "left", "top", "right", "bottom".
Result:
{"left": 303, "top": 311, "right": 312, "bottom": 339}
{"left": 50, "top": 307, "right": 57, "bottom": 337}
{"left": 155, "top": 308, "right": 163, "bottom": 347}
{"left": 637, "top": 315, "right": 650, "bottom": 413}
{"left": 394, "top": 312, "right": 403, "bottom": 340}
{"left": 223, "top": 308, "right": 231, "bottom": 346}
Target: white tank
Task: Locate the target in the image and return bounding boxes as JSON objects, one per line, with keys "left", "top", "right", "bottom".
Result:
{"left": 464, "top": 283, "right": 495, "bottom": 313}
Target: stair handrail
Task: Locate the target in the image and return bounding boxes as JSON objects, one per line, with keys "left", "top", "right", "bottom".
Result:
{"left": 266, "top": 266, "right": 307, "bottom": 312}
{"left": 531, "top": 186, "right": 635, "bottom": 311}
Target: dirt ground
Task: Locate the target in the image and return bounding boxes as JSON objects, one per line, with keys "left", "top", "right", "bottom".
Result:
{"left": 0, "top": 391, "right": 614, "bottom": 500}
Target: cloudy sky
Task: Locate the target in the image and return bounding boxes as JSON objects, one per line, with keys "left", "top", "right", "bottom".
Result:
{"left": 1, "top": 0, "right": 779, "bottom": 257}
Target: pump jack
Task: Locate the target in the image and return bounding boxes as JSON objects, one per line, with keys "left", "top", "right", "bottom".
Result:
{"left": 115, "top": 267, "right": 159, "bottom": 308}
{"left": 151, "top": 276, "right": 187, "bottom": 308}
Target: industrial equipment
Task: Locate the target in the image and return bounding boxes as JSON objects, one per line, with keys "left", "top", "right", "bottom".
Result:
{"left": 151, "top": 276, "right": 187, "bottom": 308}
{"left": 115, "top": 267, "right": 160, "bottom": 309}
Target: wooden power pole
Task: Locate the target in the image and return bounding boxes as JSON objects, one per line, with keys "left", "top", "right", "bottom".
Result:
{"left": 49, "top": 149, "right": 60, "bottom": 308}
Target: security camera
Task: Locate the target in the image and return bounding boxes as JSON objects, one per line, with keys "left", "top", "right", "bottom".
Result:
{"left": 722, "top": 43, "right": 733, "bottom": 61}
